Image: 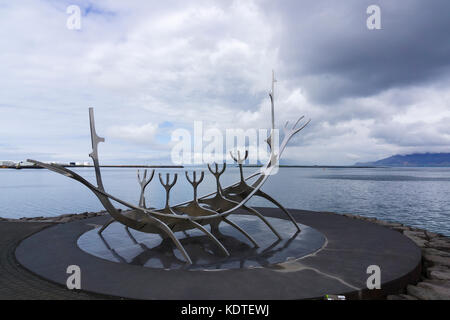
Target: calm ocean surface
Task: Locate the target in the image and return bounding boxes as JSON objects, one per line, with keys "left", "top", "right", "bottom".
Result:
{"left": 0, "top": 167, "right": 449, "bottom": 236}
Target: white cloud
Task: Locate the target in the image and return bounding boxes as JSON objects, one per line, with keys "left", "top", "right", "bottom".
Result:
{"left": 107, "top": 123, "right": 158, "bottom": 144}
{"left": 1, "top": 1, "right": 450, "bottom": 165}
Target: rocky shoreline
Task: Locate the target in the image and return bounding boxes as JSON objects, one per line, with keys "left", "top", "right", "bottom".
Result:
{"left": 1, "top": 210, "right": 449, "bottom": 300}
{"left": 0, "top": 211, "right": 108, "bottom": 223}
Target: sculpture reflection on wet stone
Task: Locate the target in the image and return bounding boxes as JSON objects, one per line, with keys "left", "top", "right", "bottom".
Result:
{"left": 28, "top": 74, "right": 310, "bottom": 264}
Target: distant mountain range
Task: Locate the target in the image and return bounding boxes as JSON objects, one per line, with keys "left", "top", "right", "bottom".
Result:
{"left": 355, "top": 153, "right": 450, "bottom": 167}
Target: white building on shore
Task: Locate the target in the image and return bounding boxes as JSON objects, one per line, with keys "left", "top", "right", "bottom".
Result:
{"left": 16, "top": 161, "right": 37, "bottom": 168}
{"left": 0, "top": 160, "right": 16, "bottom": 167}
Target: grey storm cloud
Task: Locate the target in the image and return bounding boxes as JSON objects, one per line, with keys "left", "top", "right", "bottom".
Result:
{"left": 268, "top": 0, "right": 450, "bottom": 104}
{"left": 371, "top": 121, "right": 450, "bottom": 147}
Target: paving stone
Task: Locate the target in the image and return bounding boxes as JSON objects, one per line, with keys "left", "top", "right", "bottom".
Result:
{"left": 0, "top": 221, "right": 114, "bottom": 300}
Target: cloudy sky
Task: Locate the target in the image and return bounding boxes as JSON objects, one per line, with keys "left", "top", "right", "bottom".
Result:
{"left": 1, "top": 0, "right": 450, "bottom": 165}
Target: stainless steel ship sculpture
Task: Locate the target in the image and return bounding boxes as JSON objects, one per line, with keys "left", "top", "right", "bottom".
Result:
{"left": 28, "top": 73, "right": 310, "bottom": 264}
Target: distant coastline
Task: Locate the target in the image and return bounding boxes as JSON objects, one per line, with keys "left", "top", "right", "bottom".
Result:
{"left": 244, "top": 165, "right": 380, "bottom": 168}
{"left": 355, "top": 152, "right": 450, "bottom": 167}
{"left": 6, "top": 153, "right": 450, "bottom": 169}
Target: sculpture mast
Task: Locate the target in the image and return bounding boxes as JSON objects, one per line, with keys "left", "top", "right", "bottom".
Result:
{"left": 88, "top": 107, "right": 106, "bottom": 190}
{"left": 268, "top": 70, "right": 277, "bottom": 154}
{"left": 271, "top": 70, "right": 276, "bottom": 132}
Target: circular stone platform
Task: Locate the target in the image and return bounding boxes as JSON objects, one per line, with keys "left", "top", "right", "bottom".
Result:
{"left": 15, "top": 208, "right": 422, "bottom": 300}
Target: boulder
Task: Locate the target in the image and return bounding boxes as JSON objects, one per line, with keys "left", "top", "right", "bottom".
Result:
{"left": 407, "top": 284, "right": 449, "bottom": 300}
{"left": 58, "top": 217, "right": 72, "bottom": 223}
{"left": 363, "top": 217, "right": 378, "bottom": 222}
{"left": 387, "top": 294, "right": 418, "bottom": 300}
{"left": 375, "top": 220, "right": 402, "bottom": 228}
{"left": 421, "top": 279, "right": 450, "bottom": 288}
{"left": 426, "top": 265, "right": 449, "bottom": 278}
{"left": 404, "top": 230, "right": 427, "bottom": 240}
{"left": 427, "top": 239, "right": 450, "bottom": 251}
{"left": 40, "top": 219, "right": 57, "bottom": 223}
{"left": 387, "top": 295, "right": 405, "bottom": 300}
{"left": 422, "top": 248, "right": 450, "bottom": 258}
{"left": 406, "top": 235, "right": 428, "bottom": 248}
{"left": 429, "top": 270, "right": 450, "bottom": 281}
{"left": 417, "top": 281, "right": 450, "bottom": 299}
{"left": 423, "top": 254, "right": 450, "bottom": 268}
{"left": 391, "top": 226, "right": 410, "bottom": 233}
{"left": 425, "top": 231, "right": 441, "bottom": 239}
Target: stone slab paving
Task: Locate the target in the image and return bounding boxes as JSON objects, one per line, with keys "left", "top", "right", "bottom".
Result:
{"left": 0, "top": 221, "right": 115, "bottom": 300}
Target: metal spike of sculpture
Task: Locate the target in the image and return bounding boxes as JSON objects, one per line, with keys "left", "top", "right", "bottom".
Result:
{"left": 137, "top": 169, "right": 154, "bottom": 208}
{"left": 27, "top": 73, "right": 310, "bottom": 264}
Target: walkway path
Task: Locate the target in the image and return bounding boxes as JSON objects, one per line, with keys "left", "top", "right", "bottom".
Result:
{"left": 0, "top": 221, "right": 114, "bottom": 300}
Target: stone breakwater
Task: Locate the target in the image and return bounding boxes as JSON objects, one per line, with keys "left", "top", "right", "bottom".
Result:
{"left": 0, "top": 211, "right": 108, "bottom": 223}
{"left": 1, "top": 210, "right": 449, "bottom": 300}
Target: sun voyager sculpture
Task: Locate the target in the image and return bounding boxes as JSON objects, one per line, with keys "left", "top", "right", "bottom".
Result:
{"left": 28, "top": 73, "right": 310, "bottom": 264}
